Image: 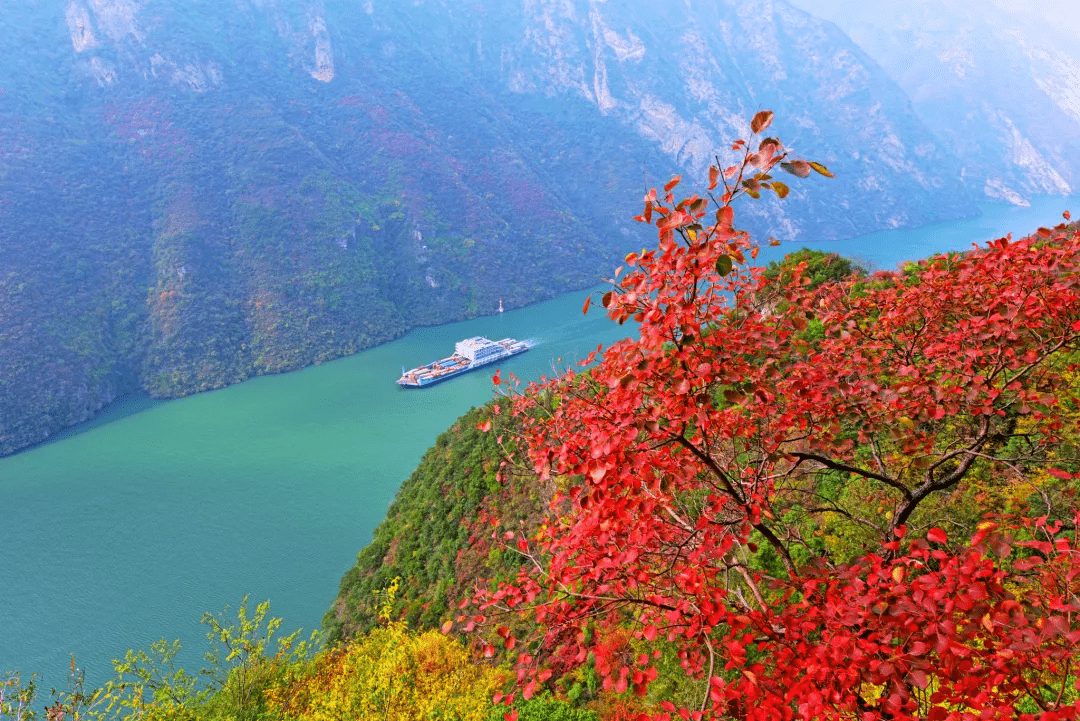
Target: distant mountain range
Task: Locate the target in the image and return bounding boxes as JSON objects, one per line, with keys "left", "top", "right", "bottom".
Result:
{"left": 0, "top": 0, "right": 1067, "bottom": 456}
{"left": 790, "top": 0, "right": 1080, "bottom": 205}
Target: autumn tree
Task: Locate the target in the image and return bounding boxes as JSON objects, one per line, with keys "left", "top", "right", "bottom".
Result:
{"left": 468, "top": 111, "right": 1080, "bottom": 720}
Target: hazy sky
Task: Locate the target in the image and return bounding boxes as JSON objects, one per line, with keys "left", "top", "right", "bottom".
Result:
{"left": 786, "top": 0, "right": 1080, "bottom": 43}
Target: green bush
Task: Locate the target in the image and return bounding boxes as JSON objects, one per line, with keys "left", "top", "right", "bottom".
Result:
{"left": 486, "top": 696, "right": 599, "bottom": 721}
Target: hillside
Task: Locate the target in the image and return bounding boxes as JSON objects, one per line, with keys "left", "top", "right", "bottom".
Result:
{"left": 324, "top": 403, "right": 543, "bottom": 646}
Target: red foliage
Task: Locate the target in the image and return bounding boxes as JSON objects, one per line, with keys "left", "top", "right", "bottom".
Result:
{"left": 102, "top": 98, "right": 192, "bottom": 165}
{"left": 466, "top": 113, "right": 1080, "bottom": 719}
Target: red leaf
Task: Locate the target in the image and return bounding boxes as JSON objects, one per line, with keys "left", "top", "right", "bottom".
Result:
{"left": 780, "top": 160, "right": 811, "bottom": 178}
{"left": 1014, "top": 556, "right": 1043, "bottom": 571}
{"left": 664, "top": 175, "right": 682, "bottom": 192}
{"left": 750, "top": 110, "right": 774, "bottom": 134}
{"left": 927, "top": 527, "right": 948, "bottom": 544}
{"left": 582, "top": 295, "right": 592, "bottom": 315}
{"left": 716, "top": 205, "right": 734, "bottom": 229}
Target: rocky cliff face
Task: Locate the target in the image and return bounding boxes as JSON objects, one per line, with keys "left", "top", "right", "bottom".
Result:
{"left": 0, "top": 0, "right": 974, "bottom": 456}
{"left": 788, "top": 0, "right": 1080, "bottom": 206}
{"left": 485, "top": 0, "right": 971, "bottom": 236}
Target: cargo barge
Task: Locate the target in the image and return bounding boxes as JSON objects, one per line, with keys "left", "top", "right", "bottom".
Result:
{"left": 396, "top": 336, "right": 533, "bottom": 388}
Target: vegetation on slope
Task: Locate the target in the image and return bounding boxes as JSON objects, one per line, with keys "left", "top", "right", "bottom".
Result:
{"left": 325, "top": 405, "right": 506, "bottom": 642}
{"left": 324, "top": 402, "right": 556, "bottom": 647}
{"left": 1, "top": 591, "right": 599, "bottom": 721}
{"left": 461, "top": 116, "right": 1080, "bottom": 719}
{"left": 0, "top": 83, "right": 634, "bottom": 455}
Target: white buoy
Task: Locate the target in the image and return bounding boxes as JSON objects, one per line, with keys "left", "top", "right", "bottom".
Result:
{"left": 498, "top": 298, "right": 504, "bottom": 313}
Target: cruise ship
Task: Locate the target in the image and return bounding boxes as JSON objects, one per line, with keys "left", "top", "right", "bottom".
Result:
{"left": 396, "top": 336, "right": 533, "bottom": 388}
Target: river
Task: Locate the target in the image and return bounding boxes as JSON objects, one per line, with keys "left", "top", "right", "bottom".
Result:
{"left": 0, "top": 195, "right": 1075, "bottom": 689}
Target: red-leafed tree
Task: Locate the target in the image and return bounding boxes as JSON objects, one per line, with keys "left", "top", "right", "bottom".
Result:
{"left": 466, "top": 111, "right": 1080, "bottom": 720}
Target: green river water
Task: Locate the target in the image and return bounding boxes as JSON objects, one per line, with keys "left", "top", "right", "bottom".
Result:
{"left": 1, "top": 196, "right": 1076, "bottom": 689}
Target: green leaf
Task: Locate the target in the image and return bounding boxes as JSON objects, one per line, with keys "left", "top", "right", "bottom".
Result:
{"left": 715, "top": 254, "right": 733, "bottom": 276}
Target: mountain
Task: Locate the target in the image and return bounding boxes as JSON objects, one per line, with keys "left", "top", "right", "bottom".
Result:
{"left": 0, "top": 0, "right": 973, "bottom": 456}
{"left": 787, "top": 0, "right": 1080, "bottom": 205}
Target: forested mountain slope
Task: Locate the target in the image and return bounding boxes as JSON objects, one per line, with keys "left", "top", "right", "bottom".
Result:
{"left": 0, "top": 0, "right": 973, "bottom": 455}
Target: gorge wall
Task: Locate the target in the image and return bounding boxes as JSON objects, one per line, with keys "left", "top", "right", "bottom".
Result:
{"left": 0, "top": 0, "right": 977, "bottom": 455}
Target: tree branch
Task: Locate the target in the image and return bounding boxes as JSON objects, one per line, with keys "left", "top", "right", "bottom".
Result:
{"left": 789, "top": 452, "right": 912, "bottom": 501}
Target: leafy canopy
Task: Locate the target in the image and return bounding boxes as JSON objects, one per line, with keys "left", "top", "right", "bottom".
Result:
{"left": 467, "top": 111, "right": 1080, "bottom": 721}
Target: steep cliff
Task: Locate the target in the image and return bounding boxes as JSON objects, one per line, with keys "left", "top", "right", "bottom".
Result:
{"left": 0, "top": 0, "right": 974, "bottom": 455}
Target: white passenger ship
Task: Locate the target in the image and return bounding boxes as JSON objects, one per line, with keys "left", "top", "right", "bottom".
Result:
{"left": 396, "top": 336, "right": 533, "bottom": 388}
